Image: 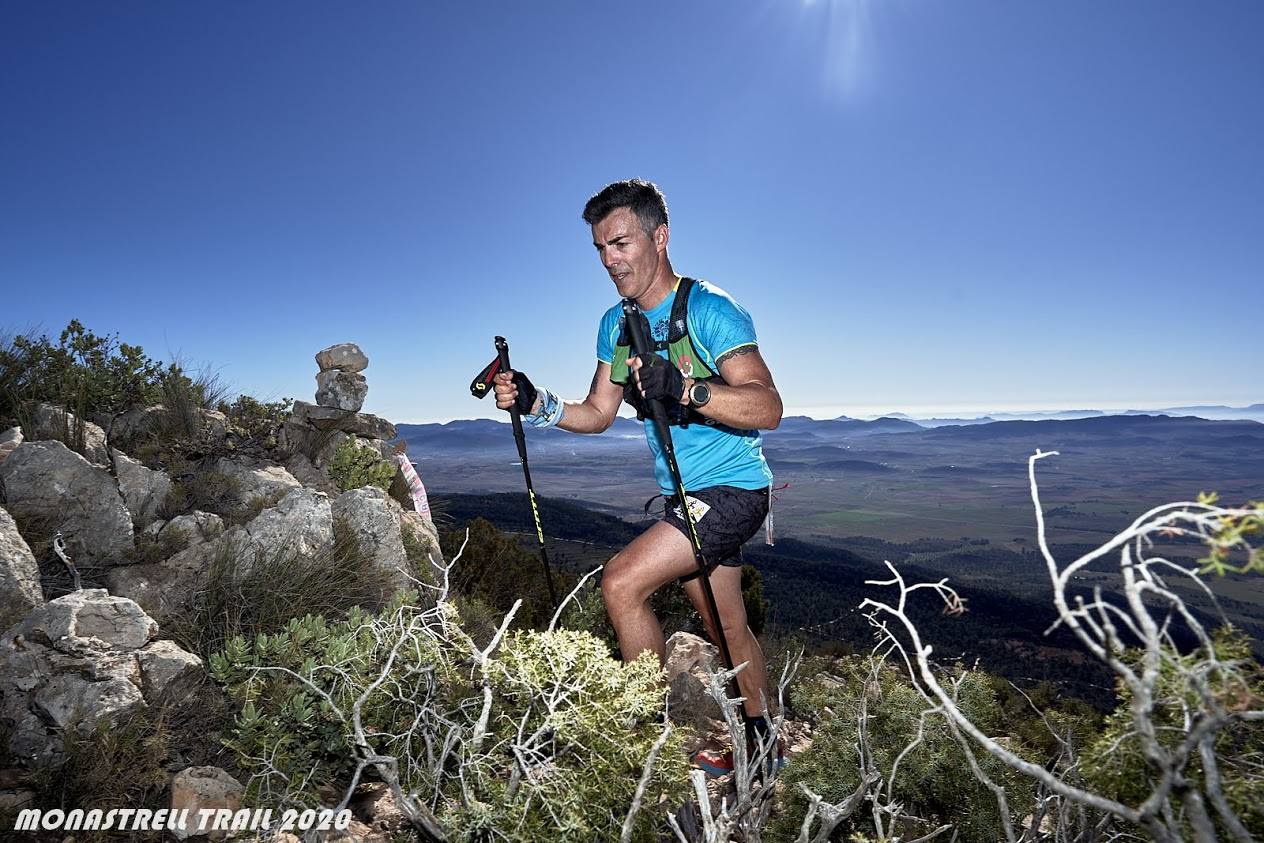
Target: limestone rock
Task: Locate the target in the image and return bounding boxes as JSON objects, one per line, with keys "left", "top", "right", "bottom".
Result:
{"left": 30, "top": 403, "right": 109, "bottom": 467}
{"left": 0, "top": 426, "right": 23, "bottom": 465}
{"left": 170, "top": 766, "right": 244, "bottom": 841}
{"left": 160, "top": 510, "right": 224, "bottom": 545}
{"left": 291, "top": 400, "right": 396, "bottom": 440}
{"left": 108, "top": 489, "right": 332, "bottom": 618}
{"left": 400, "top": 510, "right": 439, "bottom": 563}
{"left": 332, "top": 487, "right": 409, "bottom": 592}
{"left": 0, "top": 590, "right": 200, "bottom": 765}
{"left": 137, "top": 639, "right": 203, "bottom": 702}
{"left": 316, "top": 342, "right": 369, "bottom": 373}
{"left": 0, "top": 506, "right": 42, "bottom": 628}
{"left": 316, "top": 370, "right": 368, "bottom": 412}
{"left": 17, "top": 587, "right": 157, "bottom": 653}
{"left": 285, "top": 452, "right": 338, "bottom": 495}
{"left": 112, "top": 449, "right": 172, "bottom": 529}
{"left": 0, "top": 442, "right": 134, "bottom": 566}
{"left": 664, "top": 632, "right": 724, "bottom": 729}
{"left": 232, "top": 487, "right": 333, "bottom": 566}
{"left": 214, "top": 458, "right": 301, "bottom": 507}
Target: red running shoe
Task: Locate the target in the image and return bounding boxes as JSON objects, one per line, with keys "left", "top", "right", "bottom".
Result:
{"left": 693, "top": 741, "right": 786, "bottom": 778}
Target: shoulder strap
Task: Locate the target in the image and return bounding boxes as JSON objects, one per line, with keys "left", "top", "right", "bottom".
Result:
{"left": 666, "top": 277, "right": 696, "bottom": 342}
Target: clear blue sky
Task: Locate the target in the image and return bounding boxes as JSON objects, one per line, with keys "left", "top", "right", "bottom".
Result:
{"left": 3, "top": 2, "right": 1260, "bottom": 422}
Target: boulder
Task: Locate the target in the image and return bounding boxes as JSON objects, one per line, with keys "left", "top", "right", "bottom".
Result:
{"left": 0, "top": 590, "right": 201, "bottom": 765}
{"left": 315, "top": 342, "right": 369, "bottom": 373}
{"left": 332, "top": 487, "right": 410, "bottom": 592}
{"left": 160, "top": 510, "right": 224, "bottom": 545}
{"left": 30, "top": 403, "right": 109, "bottom": 467}
{"left": 400, "top": 510, "right": 440, "bottom": 562}
{"left": 316, "top": 370, "right": 368, "bottom": 412}
{"left": 0, "top": 426, "right": 23, "bottom": 465}
{"left": 0, "top": 506, "right": 42, "bottom": 628}
{"left": 285, "top": 453, "right": 338, "bottom": 495}
{"left": 170, "top": 766, "right": 244, "bottom": 842}
{"left": 290, "top": 400, "right": 396, "bottom": 440}
{"left": 664, "top": 632, "right": 724, "bottom": 729}
{"left": 108, "top": 488, "right": 332, "bottom": 618}
{"left": 137, "top": 639, "right": 204, "bottom": 702}
{"left": 214, "top": 458, "right": 301, "bottom": 507}
{"left": 0, "top": 441, "right": 134, "bottom": 567}
{"left": 112, "top": 449, "right": 172, "bottom": 529}
{"left": 231, "top": 487, "right": 333, "bottom": 567}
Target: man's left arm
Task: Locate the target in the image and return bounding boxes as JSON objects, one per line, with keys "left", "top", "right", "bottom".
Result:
{"left": 628, "top": 343, "right": 783, "bottom": 430}
{"left": 686, "top": 344, "right": 783, "bottom": 430}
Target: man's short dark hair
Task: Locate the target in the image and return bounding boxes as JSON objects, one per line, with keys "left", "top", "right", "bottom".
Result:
{"left": 582, "top": 179, "right": 669, "bottom": 236}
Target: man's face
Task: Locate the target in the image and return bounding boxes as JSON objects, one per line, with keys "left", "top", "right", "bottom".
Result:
{"left": 591, "top": 206, "right": 666, "bottom": 301}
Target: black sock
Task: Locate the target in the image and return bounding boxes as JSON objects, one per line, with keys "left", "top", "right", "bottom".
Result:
{"left": 744, "top": 716, "right": 770, "bottom": 744}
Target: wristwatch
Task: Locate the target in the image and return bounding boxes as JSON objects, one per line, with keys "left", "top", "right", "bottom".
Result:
{"left": 688, "top": 380, "right": 711, "bottom": 408}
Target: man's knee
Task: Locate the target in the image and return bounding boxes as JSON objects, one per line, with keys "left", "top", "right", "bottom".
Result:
{"left": 601, "top": 554, "right": 640, "bottom": 608}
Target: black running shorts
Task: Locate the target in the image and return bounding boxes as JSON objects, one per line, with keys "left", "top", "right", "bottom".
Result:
{"left": 661, "top": 485, "right": 770, "bottom": 573}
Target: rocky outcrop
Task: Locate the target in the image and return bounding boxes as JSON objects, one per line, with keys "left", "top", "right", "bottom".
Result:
{"left": 291, "top": 400, "right": 396, "bottom": 441}
{"left": 285, "top": 452, "right": 338, "bottom": 495}
{"left": 112, "top": 448, "right": 172, "bottom": 529}
{"left": 0, "top": 441, "right": 134, "bottom": 567}
{"left": 0, "top": 426, "right": 23, "bottom": 466}
{"left": 170, "top": 766, "right": 244, "bottom": 841}
{"left": 160, "top": 510, "right": 224, "bottom": 545}
{"left": 664, "top": 632, "right": 724, "bottom": 730}
{"left": 30, "top": 403, "right": 110, "bottom": 467}
{"left": 214, "top": 458, "right": 301, "bottom": 507}
{"left": 0, "top": 589, "right": 202, "bottom": 764}
{"left": 0, "top": 506, "right": 42, "bottom": 628}
{"left": 333, "top": 486, "right": 410, "bottom": 592}
{"left": 108, "top": 488, "right": 333, "bottom": 619}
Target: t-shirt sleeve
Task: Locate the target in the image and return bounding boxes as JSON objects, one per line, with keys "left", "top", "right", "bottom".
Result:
{"left": 596, "top": 306, "right": 620, "bottom": 364}
{"left": 692, "top": 287, "right": 758, "bottom": 370}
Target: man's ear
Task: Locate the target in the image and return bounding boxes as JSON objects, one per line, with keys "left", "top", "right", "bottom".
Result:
{"left": 655, "top": 223, "right": 669, "bottom": 252}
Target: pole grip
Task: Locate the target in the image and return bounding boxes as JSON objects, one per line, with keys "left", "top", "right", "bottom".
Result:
{"left": 494, "top": 336, "right": 529, "bottom": 462}
{"left": 620, "top": 300, "right": 676, "bottom": 452}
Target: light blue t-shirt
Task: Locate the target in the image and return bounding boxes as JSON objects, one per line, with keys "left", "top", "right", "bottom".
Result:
{"left": 597, "top": 279, "right": 774, "bottom": 496}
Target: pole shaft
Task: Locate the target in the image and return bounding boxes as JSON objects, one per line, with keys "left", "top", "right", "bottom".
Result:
{"left": 495, "top": 336, "right": 560, "bottom": 610}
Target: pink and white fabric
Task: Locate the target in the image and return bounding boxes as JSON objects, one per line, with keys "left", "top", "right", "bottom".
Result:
{"left": 394, "top": 454, "right": 432, "bottom": 518}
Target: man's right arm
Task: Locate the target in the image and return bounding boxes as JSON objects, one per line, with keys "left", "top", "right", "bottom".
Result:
{"left": 492, "top": 362, "right": 624, "bottom": 434}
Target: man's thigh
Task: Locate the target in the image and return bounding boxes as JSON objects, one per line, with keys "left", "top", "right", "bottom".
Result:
{"left": 605, "top": 520, "right": 705, "bottom": 599}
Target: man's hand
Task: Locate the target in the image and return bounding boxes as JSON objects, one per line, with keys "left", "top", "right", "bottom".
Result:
{"left": 630, "top": 353, "right": 687, "bottom": 405}
{"left": 493, "top": 369, "right": 541, "bottom": 415}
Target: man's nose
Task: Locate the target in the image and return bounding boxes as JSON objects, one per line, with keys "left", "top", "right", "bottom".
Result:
{"left": 601, "top": 250, "right": 618, "bottom": 269}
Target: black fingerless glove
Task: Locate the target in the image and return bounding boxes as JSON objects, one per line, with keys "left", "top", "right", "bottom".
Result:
{"left": 511, "top": 370, "right": 538, "bottom": 415}
{"left": 636, "top": 353, "right": 685, "bottom": 403}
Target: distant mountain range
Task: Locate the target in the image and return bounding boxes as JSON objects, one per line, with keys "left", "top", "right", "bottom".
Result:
{"left": 880, "top": 403, "right": 1264, "bottom": 426}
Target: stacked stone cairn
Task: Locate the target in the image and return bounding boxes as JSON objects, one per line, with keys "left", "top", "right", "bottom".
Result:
{"left": 279, "top": 343, "right": 401, "bottom": 487}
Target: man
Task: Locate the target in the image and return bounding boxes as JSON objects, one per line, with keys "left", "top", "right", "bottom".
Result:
{"left": 493, "top": 179, "right": 782, "bottom": 774}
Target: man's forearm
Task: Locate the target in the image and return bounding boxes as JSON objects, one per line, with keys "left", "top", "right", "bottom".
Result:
{"left": 557, "top": 398, "right": 615, "bottom": 434}
{"left": 690, "top": 381, "right": 782, "bottom": 430}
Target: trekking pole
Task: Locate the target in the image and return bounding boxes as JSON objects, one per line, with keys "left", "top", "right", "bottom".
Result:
{"left": 494, "top": 336, "right": 560, "bottom": 611}
{"left": 621, "top": 301, "right": 746, "bottom": 714}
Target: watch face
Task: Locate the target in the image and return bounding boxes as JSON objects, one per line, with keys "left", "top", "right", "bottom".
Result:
{"left": 690, "top": 382, "right": 711, "bottom": 407}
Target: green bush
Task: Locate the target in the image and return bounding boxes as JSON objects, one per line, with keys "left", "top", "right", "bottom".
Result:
{"left": 327, "top": 437, "right": 396, "bottom": 493}
{"left": 772, "top": 656, "right": 1036, "bottom": 842}
{"left": 1080, "top": 626, "right": 1264, "bottom": 837}
{"left": 209, "top": 598, "right": 688, "bottom": 841}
